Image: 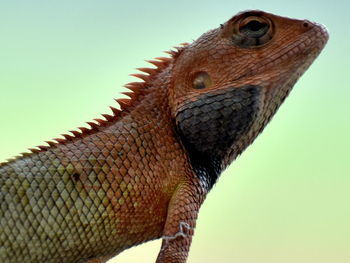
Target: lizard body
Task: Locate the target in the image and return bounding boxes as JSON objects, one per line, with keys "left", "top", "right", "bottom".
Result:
{"left": 0, "top": 10, "right": 328, "bottom": 263}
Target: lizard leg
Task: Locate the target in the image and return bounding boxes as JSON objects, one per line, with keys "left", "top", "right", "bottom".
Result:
{"left": 156, "top": 181, "right": 207, "bottom": 263}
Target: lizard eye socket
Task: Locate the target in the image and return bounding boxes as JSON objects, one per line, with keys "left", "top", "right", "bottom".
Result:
{"left": 233, "top": 15, "right": 273, "bottom": 48}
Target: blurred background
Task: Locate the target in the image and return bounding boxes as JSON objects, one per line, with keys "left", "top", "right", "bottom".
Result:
{"left": 0, "top": 1, "right": 349, "bottom": 262}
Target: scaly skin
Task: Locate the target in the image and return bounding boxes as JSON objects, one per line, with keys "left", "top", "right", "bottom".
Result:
{"left": 0, "top": 10, "right": 328, "bottom": 263}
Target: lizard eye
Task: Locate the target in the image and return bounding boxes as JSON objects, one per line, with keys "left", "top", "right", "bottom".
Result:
{"left": 193, "top": 72, "right": 212, "bottom": 89}
{"left": 239, "top": 18, "right": 269, "bottom": 38}
{"left": 232, "top": 15, "right": 273, "bottom": 48}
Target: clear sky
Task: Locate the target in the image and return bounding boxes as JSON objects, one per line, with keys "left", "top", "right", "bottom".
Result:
{"left": 0, "top": 1, "right": 349, "bottom": 262}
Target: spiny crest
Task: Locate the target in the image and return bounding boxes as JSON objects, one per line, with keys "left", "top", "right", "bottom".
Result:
{"left": 0, "top": 43, "right": 189, "bottom": 166}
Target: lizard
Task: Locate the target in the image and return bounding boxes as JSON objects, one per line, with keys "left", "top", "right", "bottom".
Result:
{"left": 0, "top": 10, "right": 328, "bottom": 263}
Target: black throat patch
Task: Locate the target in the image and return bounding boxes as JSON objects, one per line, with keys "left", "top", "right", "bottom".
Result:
{"left": 176, "top": 85, "right": 262, "bottom": 189}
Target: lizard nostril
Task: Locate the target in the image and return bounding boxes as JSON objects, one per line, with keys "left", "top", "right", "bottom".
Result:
{"left": 303, "top": 21, "right": 310, "bottom": 28}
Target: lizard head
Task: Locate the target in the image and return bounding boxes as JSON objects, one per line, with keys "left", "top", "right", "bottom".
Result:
{"left": 170, "top": 10, "right": 329, "bottom": 188}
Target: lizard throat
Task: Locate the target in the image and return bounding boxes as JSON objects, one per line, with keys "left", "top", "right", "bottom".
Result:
{"left": 175, "top": 85, "right": 262, "bottom": 189}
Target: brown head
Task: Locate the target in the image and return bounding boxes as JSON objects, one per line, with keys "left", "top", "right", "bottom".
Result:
{"left": 170, "top": 10, "right": 329, "bottom": 188}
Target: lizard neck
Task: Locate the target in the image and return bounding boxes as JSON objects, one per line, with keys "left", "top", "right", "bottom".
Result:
{"left": 175, "top": 85, "right": 263, "bottom": 190}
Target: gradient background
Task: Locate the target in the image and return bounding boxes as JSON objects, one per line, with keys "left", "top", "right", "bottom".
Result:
{"left": 0, "top": 1, "right": 349, "bottom": 262}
